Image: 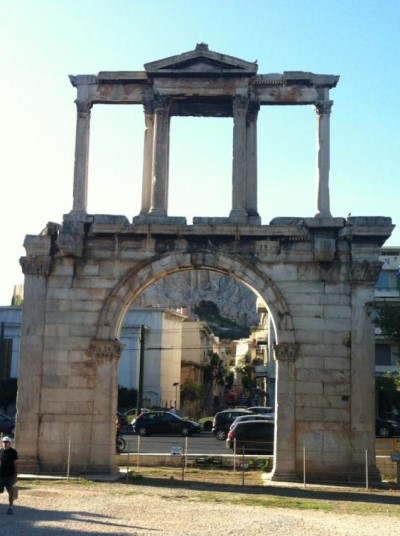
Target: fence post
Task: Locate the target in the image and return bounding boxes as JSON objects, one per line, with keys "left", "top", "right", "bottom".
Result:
{"left": 303, "top": 446, "right": 306, "bottom": 489}
{"left": 233, "top": 438, "right": 236, "bottom": 473}
{"left": 66, "top": 439, "right": 71, "bottom": 480}
{"left": 365, "top": 449, "right": 369, "bottom": 490}
{"left": 241, "top": 447, "right": 245, "bottom": 486}
{"left": 126, "top": 446, "right": 131, "bottom": 482}
{"left": 136, "top": 435, "right": 141, "bottom": 471}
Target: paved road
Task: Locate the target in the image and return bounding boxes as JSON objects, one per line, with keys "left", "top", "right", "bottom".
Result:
{"left": 122, "top": 432, "right": 229, "bottom": 455}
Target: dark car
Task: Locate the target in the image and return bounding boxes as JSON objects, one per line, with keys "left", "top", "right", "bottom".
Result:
{"left": 133, "top": 411, "right": 201, "bottom": 436}
{"left": 248, "top": 406, "right": 275, "bottom": 418}
{"left": 0, "top": 412, "right": 15, "bottom": 436}
{"left": 376, "top": 417, "right": 400, "bottom": 438}
{"left": 230, "top": 413, "right": 272, "bottom": 432}
{"left": 226, "top": 420, "right": 275, "bottom": 454}
{"left": 212, "top": 408, "right": 253, "bottom": 440}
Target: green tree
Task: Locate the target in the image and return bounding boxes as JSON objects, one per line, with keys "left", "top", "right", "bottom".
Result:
{"left": 204, "top": 352, "right": 225, "bottom": 385}
{"left": 117, "top": 385, "right": 138, "bottom": 411}
{"left": 373, "top": 302, "right": 400, "bottom": 415}
{"left": 180, "top": 382, "right": 202, "bottom": 403}
{"left": 0, "top": 378, "right": 18, "bottom": 412}
{"left": 373, "top": 303, "right": 400, "bottom": 358}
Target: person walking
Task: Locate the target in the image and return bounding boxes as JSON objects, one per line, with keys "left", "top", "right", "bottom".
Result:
{"left": 0, "top": 436, "right": 18, "bottom": 515}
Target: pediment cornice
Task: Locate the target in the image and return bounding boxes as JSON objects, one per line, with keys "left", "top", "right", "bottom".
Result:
{"left": 144, "top": 43, "right": 258, "bottom": 76}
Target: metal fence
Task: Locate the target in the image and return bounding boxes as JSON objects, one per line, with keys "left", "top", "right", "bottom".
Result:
{"left": 2, "top": 431, "right": 399, "bottom": 488}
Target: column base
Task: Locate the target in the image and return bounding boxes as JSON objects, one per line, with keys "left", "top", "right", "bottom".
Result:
{"left": 348, "top": 463, "right": 382, "bottom": 485}
{"left": 268, "top": 469, "right": 301, "bottom": 482}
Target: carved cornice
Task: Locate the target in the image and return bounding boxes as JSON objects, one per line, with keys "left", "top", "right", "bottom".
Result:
{"left": 88, "top": 339, "right": 125, "bottom": 361}
{"left": 315, "top": 100, "right": 333, "bottom": 116}
{"left": 75, "top": 99, "right": 93, "bottom": 114}
{"left": 350, "top": 260, "right": 382, "bottom": 284}
{"left": 19, "top": 256, "right": 51, "bottom": 276}
{"left": 273, "top": 342, "right": 299, "bottom": 362}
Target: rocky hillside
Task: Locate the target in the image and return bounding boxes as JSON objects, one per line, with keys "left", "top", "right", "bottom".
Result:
{"left": 135, "top": 270, "right": 258, "bottom": 339}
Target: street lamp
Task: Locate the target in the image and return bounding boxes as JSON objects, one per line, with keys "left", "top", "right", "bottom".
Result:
{"left": 173, "top": 382, "right": 179, "bottom": 408}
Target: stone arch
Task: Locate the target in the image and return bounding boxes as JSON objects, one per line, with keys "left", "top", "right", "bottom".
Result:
{"left": 95, "top": 250, "right": 295, "bottom": 345}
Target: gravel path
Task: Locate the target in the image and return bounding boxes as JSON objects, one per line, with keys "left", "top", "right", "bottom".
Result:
{"left": 1, "top": 479, "right": 399, "bottom": 535}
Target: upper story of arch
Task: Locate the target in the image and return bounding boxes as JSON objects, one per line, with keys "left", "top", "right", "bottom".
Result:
{"left": 69, "top": 44, "right": 339, "bottom": 224}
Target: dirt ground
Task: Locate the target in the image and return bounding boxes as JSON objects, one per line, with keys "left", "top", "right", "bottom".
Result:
{"left": 1, "top": 470, "right": 399, "bottom": 535}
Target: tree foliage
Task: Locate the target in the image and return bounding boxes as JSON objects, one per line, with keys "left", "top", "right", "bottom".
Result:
{"left": 373, "top": 303, "right": 400, "bottom": 347}
{"left": 204, "top": 352, "right": 226, "bottom": 386}
{"left": 180, "top": 382, "right": 202, "bottom": 402}
{"left": 0, "top": 378, "right": 18, "bottom": 411}
{"left": 117, "top": 385, "right": 138, "bottom": 410}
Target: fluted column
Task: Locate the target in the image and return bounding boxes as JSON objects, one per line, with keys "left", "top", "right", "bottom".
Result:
{"left": 140, "top": 100, "right": 155, "bottom": 215}
{"left": 315, "top": 100, "right": 333, "bottom": 218}
{"left": 246, "top": 100, "right": 260, "bottom": 219}
{"left": 150, "top": 94, "right": 170, "bottom": 216}
{"left": 71, "top": 99, "right": 92, "bottom": 214}
{"left": 230, "top": 95, "right": 248, "bottom": 219}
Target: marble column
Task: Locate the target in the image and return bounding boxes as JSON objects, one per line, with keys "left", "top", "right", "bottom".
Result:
{"left": 270, "top": 342, "right": 300, "bottom": 482}
{"left": 140, "top": 100, "right": 155, "bottom": 215}
{"left": 150, "top": 94, "right": 170, "bottom": 216}
{"left": 315, "top": 100, "right": 333, "bottom": 218}
{"left": 230, "top": 95, "right": 248, "bottom": 219}
{"left": 71, "top": 99, "right": 92, "bottom": 215}
{"left": 246, "top": 100, "right": 260, "bottom": 219}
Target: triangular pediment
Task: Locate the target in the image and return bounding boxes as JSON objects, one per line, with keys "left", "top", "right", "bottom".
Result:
{"left": 144, "top": 44, "right": 257, "bottom": 76}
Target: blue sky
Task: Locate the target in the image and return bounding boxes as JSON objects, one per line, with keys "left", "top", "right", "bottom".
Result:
{"left": 1, "top": 0, "right": 399, "bottom": 304}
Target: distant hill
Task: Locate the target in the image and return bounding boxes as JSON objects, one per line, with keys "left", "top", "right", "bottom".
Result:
{"left": 135, "top": 270, "right": 258, "bottom": 338}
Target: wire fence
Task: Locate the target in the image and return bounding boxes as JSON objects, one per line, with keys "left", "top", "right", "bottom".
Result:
{"left": 2, "top": 431, "right": 399, "bottom": 488}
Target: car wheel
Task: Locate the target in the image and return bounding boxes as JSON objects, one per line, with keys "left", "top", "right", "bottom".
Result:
{"left": 137, "top": 427, "right": 148, "bottom": 437}
{"left": 203, "top": 421, "right": 212, "bottom": 432}
{"left": 181, "top": 427, "right": 191, "bottom": 436}
{"left": 215, "top": 429, "right": 226, "bottom": 441}
{"left": 377, "top": 426, "right": 390, "bottom": 438}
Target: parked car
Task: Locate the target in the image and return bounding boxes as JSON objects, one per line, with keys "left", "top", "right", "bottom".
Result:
{"left": 198, "top": 415, "right": 213, "bottom": 431}
{"left": 376, "top": 417, "right": 400, "bottom": 438}
{"left": 0, "top": 413, "right": 15, "bottom": 436}
{"left": 117, "top": 412, "right": 134, "bottom": 434}
{"left": 133, "top": 411, "right": 201, "bottom": 436}
{"left": 226, "top": 420, "right": 275, "bottom": 454}
{"left": 212, "top": 408, "right": 253, "bottom": 440}
{"left": 248, "top": 406, "right": 275, "bottom": 418}
{"left": 230, "top": 413, "right": 273, "bottom": 432}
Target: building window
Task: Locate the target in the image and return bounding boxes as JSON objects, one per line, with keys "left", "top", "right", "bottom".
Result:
{"left": 375, "top": 344, "right": 392, "bottom": 366}
{"left": 0, "top": 339, "right": 13, "bottom": 378}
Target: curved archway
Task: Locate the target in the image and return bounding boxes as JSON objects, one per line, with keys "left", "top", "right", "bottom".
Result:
{"left": 96, "top": 250, "right": 295, "bottom": 344}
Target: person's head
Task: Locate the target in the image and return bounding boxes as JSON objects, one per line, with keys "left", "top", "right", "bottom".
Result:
{"left": 2, "top": 437, "right": 12, "bottom": 449}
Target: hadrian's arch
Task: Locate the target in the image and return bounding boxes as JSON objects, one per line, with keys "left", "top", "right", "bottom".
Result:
{"left": 16, "top": 45, "right": 393, "bottom": 482}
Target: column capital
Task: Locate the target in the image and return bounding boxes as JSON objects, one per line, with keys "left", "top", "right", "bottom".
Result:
{"left": 88, "top": 339, "right": 125, "bottom": 362}
{"left": 153, "top": 93, "right": 171, "bottom": 111}
{"left": 273, "top": 343, "right": 299, "bottom": 362}
{"left": 232, "top": 94, "right": 249, "bottom": 111}
{"left": 247, "top": 99, "right": 260, "bottom": 122}
{"left": 19, "top": 256, "right": 51, "bottom": 276}
{"left": 315, "top": 100, "right": 333, "bottom": 115}
{"left": 75, "top": 99, "right": 93, "bottom": 114}
{"left": 350, "top": 260, "right": 382, "bottom": 284}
